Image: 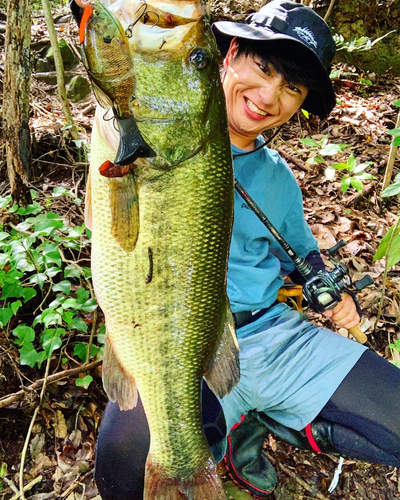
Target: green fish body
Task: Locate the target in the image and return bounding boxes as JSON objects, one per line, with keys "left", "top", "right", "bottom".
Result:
{"left": 88, "top": 1, "right": 238, "bottom": 498}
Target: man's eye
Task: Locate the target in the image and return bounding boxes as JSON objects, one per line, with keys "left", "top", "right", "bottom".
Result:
{"left": 256, "top": 61, "right": 270, "bottom": 74}
{"left": 287, "top": 84, "right": 301, "bottom": 93}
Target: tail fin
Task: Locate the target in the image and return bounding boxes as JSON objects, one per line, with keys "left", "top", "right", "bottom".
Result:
{"left": 144, "top": 454, "right": 227, "bottom": 500}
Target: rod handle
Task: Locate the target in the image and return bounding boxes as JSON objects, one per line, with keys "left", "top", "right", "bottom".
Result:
{"left": 348, "top": 325, "right": 367, "bottom": 344}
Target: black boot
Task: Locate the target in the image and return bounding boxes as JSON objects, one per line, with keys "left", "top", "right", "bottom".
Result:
{"left": 224, "top": 411, "right": 277, "bottom": 498}
{"left": 255, "top": 411, "right": 337, "bottom": 454}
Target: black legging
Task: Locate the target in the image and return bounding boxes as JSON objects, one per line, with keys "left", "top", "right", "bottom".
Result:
{"left": 94, "top": 350, "right": 400, "bottom": 499}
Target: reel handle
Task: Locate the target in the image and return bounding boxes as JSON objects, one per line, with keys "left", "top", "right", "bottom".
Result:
{"left": 348, "top": 325, "right": 367, "bottom": 344}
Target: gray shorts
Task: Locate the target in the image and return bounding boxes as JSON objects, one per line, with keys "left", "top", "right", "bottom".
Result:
{"left": 219, "top": 303, "right": 367, "bottom": 433}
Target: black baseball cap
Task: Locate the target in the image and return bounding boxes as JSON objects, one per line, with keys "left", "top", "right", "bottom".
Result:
{"left": 212, "top": 0, "right": 336, "bottom": 117}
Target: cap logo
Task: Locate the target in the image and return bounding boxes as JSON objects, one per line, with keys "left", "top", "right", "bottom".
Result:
{"left": 293, "top": 27, "right": 318, "bottom": 49}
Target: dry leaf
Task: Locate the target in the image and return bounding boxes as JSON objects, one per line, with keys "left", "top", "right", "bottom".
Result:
{"left": 53, "top": 410, "right": 68, "bottom": 439}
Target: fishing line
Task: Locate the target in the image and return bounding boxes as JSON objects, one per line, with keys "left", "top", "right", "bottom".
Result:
{"left": 232, "top": 125, "right": 283, "bottom": 159}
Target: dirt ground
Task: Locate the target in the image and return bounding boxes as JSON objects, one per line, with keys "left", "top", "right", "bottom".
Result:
{"left": 1, "top": 3, "right": 400, "bottom": 500}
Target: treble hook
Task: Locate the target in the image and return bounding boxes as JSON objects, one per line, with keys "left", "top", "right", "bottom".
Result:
{"left": 125, "top": 2, "right": 161, "bottom": 37}
{"left": 125, "top": 1, "right": 148, "bottom": 38}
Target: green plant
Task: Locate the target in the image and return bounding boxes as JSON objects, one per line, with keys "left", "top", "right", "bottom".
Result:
{"left": 326, "top": 154, "right": 375, "bottom": 193}
{"left": 0, "top": 190, "right": 103, "bottom": 387}
{"left": 388, "top": 339, "right": 400, "bottom": 368}
{"left": 333, "top": 31, "right": 395, "bottom": 53}
{"left": 299, "top": 135, "right": 349, "bottom": 165}
{"left": 386, "top": 99, "right": 400, "bottom": 147}
{"left": 300, "top": 136, "right": 376, "bottom": 194}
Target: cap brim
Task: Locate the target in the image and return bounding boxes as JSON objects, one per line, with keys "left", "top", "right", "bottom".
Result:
{"left": 213, "top": 22, "right": 336, "bottom": 118}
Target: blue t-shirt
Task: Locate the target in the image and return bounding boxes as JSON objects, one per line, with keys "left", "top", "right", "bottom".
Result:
{"left": 228, "top": 138, "right": 319, "bottom": 313}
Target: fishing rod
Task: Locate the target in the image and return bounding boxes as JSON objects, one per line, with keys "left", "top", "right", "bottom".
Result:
{"left": 234, "top": 179, "right": 373, "bottom": 344}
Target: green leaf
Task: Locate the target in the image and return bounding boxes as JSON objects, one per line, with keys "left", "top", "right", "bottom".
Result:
{"left": 66, "top": 225, "right": 85, "bottom": 238}
{"left": 381, "top": 182, "right": 400, "bottom": 198}
{"left": 394, "top": 99, "right": 400, "bottom": 107}
{"left": 79, "top": 299, "right": 98, "bottom": 313}
{"left": 64, "top": 264, "right": 81, "bottom": 279}
{"left": 354, "top": 173, "right": 376, "bottom": 180}
{"left": 373, "top": 224, "right": 400, "bottom": 262}
{"left": 43, "top": 251, "right": 62, "bottom": 267}
{"left": 52, "top": 187, "right": 72, "bottom": 197}
{"left": 61, "top": 297, "right": 80, "bottom": 310}
{"left": 347, "top": 154, "right": 357, "bottom": 172}
{"left": 82, "top": 267, "right": 92, "bottom": 279}
{"left": 70, "top": 316, "right": 88, "bottom": 332}
{"left": 40, "top": 308, "right": 62, "bottom": 328}
{"left": 313, "top": 155, "right": 325, "bottom": 164}
{"left": 393, "top": 136, "right": 400, "bottom": 147}
{"left": 331, "top": 162, "right": 349, "bottom": 171}
{"left": 22, "top": 288, "right": 37, "bottom": 302}
{"left": 301, "top": 109, "right": 309, "bottom": 119}
{"left": 320, "top": 136, "right": 329, "bottom": 148}
{"left": 353, "top": 162, "right": 373, "bottom": 174}
{"left": 76, "top": 288, "right": 90, "bottom": 302}
{"left": 11, "top": 300, "right": 22, "bottom": 315}
{"left": 62, "top": 310, "right": 74, "bottom": 328}
{"left": 52, "top": 280, "right": 72, "bottom": 294}
{"left": 74, "top": 343, "right": 87, "bottom": 362}
{"left": 387, "top": 128, "right": 400, "bottom": 136}
{"left": 12, "top": 325, "right": 35, "bottom": 346}
{"left": 341, "top": 176, "right": 351, "bottom": 193}
{"left": 46, "top": 267, "right": 62, "bottom": 278}
{"left": 300, "top": 138, "right": 319, "bottom": 148}
{"left": 350, "top": 177, "right": 363, "bottom": 192}
{"left": 19, "top": 343, "right": 41, "bottom": 368}
{"left": 33, "top": 219, "right": 64, "bottom": 235}
{"left": 29, "top": 273, "right": 47, "bottom": 290}
{"left": 17, "top": 202, "right": 42, "bottom": 216}
{"left": 1, "top": 281, "right": 24, "bottom": 300}
{"left": 0, "top": 254, "right": 10, "bottom": 267}
{"left": 0, "top": 307, "right": 13, "bottom": 327}
{"left": 43, "top": 333, "right": 63, "bottom": 357}
{"left": 319, "top": 143, "right": 347, "bottom": 156}
{"left": 75, "top": 375, "right": 93, "bottom": 390}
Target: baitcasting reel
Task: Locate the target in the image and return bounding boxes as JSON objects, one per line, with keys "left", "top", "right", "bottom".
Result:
{"left": 302, "top": 240, "right": 374, "bottom": 314}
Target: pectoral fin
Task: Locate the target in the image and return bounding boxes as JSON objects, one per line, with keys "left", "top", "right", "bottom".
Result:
{"left": 103, "top": 335, "right": 138, "bottom": 410}
{"left": 109, "top": 174, "right": 139, "bottom": 251}
{"left": 204, "top": 299, "right": 240, "bottom": 399}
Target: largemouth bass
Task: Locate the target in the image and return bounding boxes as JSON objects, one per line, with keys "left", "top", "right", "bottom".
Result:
{"left": 87, "top": 0, "right": 239, "bottom": 498}
{"left": 80, "top": 1, "right": 155, "bottom": 167}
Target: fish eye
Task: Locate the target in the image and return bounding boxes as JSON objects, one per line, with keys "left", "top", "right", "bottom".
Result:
{"left": 189, "top": 48, "right": 210, "bottom": 70}
{"left": 103, "top": 35, "right": 113, "bottom": 44}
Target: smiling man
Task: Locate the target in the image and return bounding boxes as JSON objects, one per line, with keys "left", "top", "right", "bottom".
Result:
{"left": 69, "top": 0, "right": 400, "bottom": 498}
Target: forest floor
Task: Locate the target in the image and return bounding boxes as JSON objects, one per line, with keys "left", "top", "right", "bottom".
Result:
{"left": 1, "top": 4, "right": 400, "bottom": 500}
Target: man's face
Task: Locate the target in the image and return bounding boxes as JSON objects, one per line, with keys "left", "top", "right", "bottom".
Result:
{"left": 222, "top": 39, "right": 309, "bottom": 148}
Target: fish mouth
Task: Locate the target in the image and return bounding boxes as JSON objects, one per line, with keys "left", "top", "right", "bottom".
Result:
{"left": 244, "top": 97, "right": 270, "bottom": 118}
{"left": 131, "top": 98, "right": 187, "bottom": 124}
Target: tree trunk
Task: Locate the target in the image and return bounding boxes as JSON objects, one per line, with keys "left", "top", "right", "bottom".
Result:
{"left": 3, "top": 0, "right": 32, "bottom": 206}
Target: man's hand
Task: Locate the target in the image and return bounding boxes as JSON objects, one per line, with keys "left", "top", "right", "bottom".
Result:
{"left": 323, "top": 292, "right": 360, "bottom": 329}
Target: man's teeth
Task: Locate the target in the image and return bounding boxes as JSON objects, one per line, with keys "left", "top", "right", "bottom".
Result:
{"left": 246, "top": 98, "right": 267, "bottom": 116}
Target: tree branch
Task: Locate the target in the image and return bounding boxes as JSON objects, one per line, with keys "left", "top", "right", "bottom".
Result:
{"left": 0, "top": 360, "right": 101, "bottom": 410}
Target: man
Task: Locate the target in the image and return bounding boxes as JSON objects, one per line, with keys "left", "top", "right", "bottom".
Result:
{"left": 71, "top": 1, "right": 400, "bottom": 498}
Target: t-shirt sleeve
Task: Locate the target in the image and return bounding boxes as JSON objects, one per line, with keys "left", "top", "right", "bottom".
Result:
{"left": 276, "top": 183, "right": 320, "bottom": 276}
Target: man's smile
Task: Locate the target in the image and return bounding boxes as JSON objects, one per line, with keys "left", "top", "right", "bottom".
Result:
{"left": 244, "top": 97, "right": 269, "bottom": 120}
